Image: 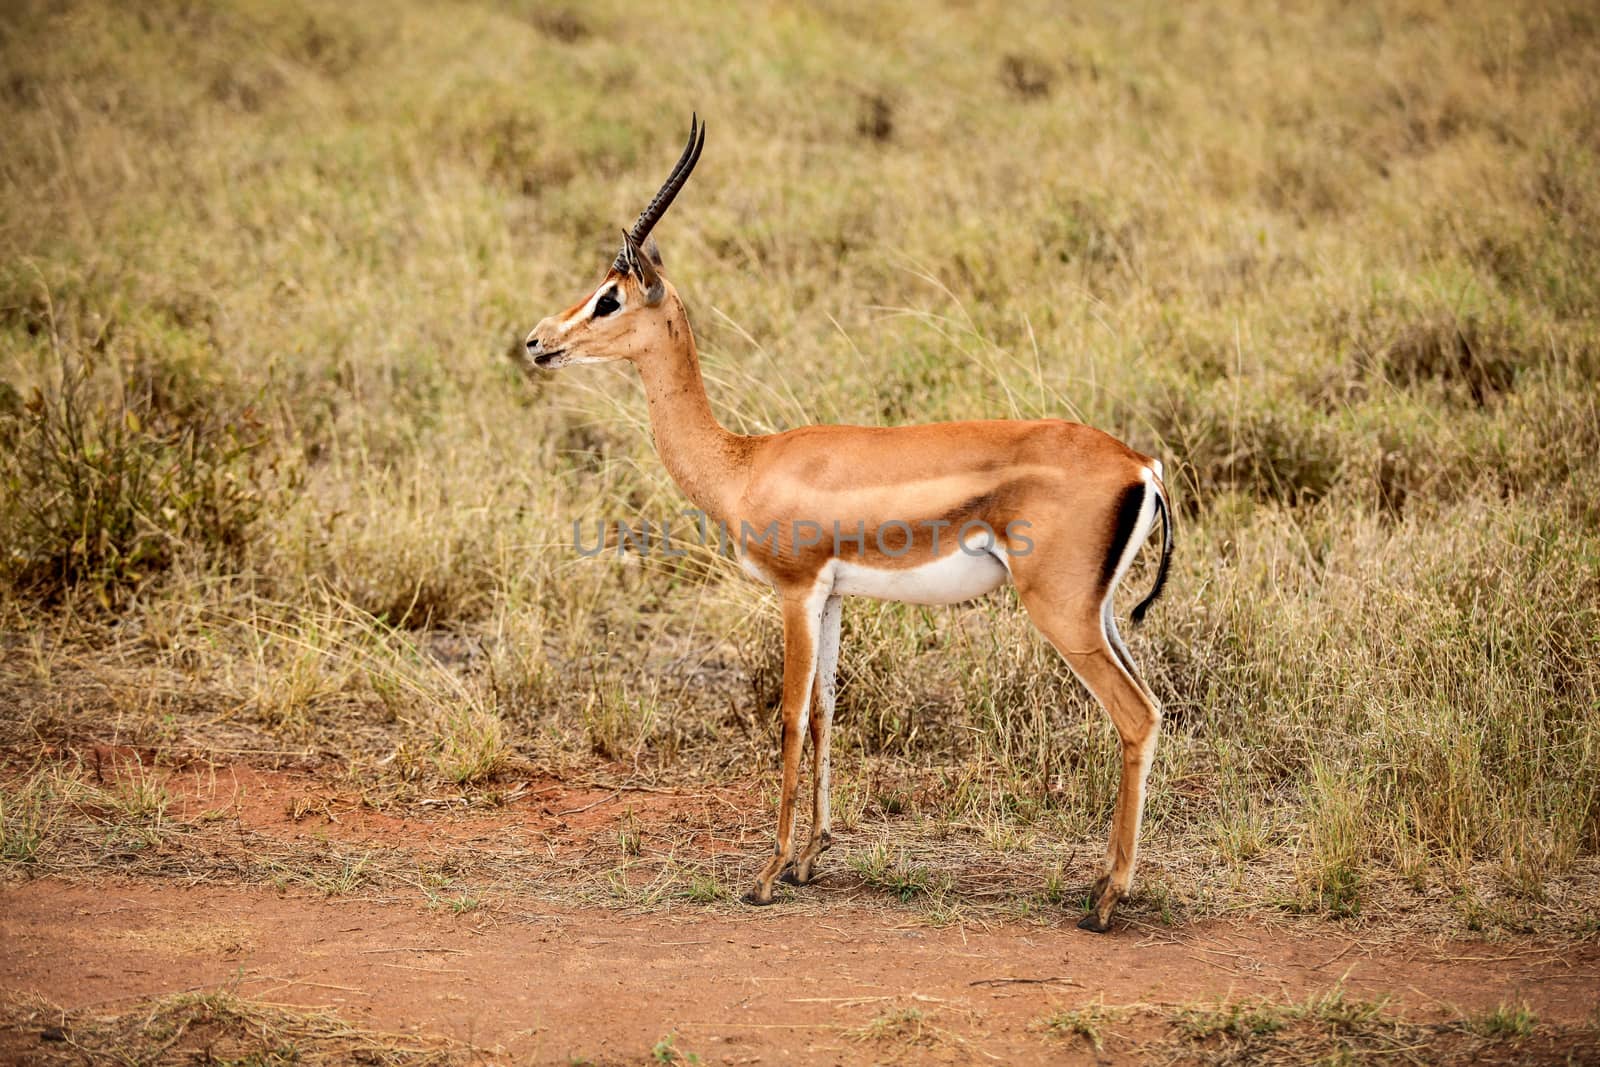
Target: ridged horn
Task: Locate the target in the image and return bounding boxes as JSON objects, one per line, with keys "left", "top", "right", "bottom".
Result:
{"left": 612, "top": 115, "right": 706, "bottom": 273}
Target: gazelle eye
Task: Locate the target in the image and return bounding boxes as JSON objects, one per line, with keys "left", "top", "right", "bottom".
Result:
{"left": 593, "top": 289, "right": 620, "bottom": 317}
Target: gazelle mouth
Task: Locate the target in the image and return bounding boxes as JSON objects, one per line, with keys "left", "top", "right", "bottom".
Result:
{"left": 532, "top": 348, "right": 565, "bottom": 368}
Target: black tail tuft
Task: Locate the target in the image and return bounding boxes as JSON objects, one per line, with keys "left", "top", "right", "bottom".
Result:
{"left": 1129, "top": 481, "right": 1172, "bottom": 627}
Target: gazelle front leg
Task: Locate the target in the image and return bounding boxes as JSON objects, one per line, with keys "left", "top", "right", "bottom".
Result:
{"left": 785, "top": 594, "right": 842, "bottom": 887}
{"left": 743, "top": 588, "right": 824, "bottom": 905}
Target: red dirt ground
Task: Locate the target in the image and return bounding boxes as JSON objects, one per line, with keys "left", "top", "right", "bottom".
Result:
{"left": 4, "top": 878, "right": 1598, "bottom": 1065}
{"left": 3, "top": 759, "right": 1598, "bottom": 1063}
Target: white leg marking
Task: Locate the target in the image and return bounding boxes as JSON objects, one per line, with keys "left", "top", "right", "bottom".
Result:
{"left": 813, "top": 595, "right": 842, "bottom": 834}
{"left": 792, "top": 577, "right": 836, "bottom": 751}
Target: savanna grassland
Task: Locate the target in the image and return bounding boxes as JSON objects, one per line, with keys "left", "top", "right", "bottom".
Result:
{"left": 3, "top": 0, "right": 1600, "bottom": 1061}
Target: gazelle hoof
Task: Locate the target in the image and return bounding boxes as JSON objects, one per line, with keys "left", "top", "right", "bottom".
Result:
{"left": 1077, "top": 912, "right": 1113, "bottom": 933}
{"left": 741, "top": 889, "right": 777, "bottom": 907}
{"left": 779, "top": 869, "right": 813, "bottom": 887}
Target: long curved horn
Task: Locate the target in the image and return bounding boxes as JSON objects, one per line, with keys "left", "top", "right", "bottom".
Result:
{"left": 612, "top": 115, "right": 706, "bottom": 273}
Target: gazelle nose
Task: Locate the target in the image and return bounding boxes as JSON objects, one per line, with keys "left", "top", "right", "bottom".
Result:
{"left": 525, "top": 333, "right": 541, "bottom": 353}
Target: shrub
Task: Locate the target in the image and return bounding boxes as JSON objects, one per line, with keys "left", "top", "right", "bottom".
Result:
{"left": 0, "top": 351, "right": 266, "bottom": 606}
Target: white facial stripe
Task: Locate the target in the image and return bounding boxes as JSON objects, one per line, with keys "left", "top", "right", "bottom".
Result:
{"left": 558, "top": 284, "right": 625, "bottom": 334}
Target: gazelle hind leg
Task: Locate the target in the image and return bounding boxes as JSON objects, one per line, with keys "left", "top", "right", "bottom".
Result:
{"left": 785, "top": 595, "right": 842, "bottom": 886}
{"left": 1091, "top": 600, "right": 1153, "bottom": 901}
{"left": 1019, "top": 593, "right": 1161, "bottom": 933}
{"left": 744, "top": 589, "right": 825, "bottom": 905}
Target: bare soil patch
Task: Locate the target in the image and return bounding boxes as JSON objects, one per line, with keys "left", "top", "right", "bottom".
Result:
{"left": 4, "top": 758, "right": 1599, "bottom": 1062}
{"left": 4, "top": 881, "right": 1598, "bottom": 1064}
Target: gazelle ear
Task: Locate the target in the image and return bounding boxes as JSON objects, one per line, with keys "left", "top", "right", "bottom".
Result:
{"left": 641, "top": 235, "right": 664, "bottom": 268}
{"left": 622, "top": 231, "right": 665, "bottom": 306}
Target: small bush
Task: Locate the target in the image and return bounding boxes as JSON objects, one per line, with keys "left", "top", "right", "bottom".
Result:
{"left": 0, "top": 351, "right": 266, "bottom": 607}
{"left": 1293, "top": 762, "right": 1366, "bottom": 918}
{"left": 433, "top": 707, "right": 507, "bottom": 785}
{"left": 849, "top": 842, "right": 950, "bottom": 902}
{"left": 0, "top": 773, "right": 53, "bottom": 865}
{"left": 1319, "top": 297, "right": 1522, "bottom": 408}
{"left": 1175, "top": 998, "right": 1286, "bottom": 1041}
{"left": 1038, "top": 1003, "right": 1126, "bottom": 1051}
{"left": 1151, "top": 383, "right": 1344, "bottom": 512}
{"left": 1467, "top": 1002, "right": 1538, "bottom": 1040}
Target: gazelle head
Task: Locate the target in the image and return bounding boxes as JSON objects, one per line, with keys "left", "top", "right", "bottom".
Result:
{"left": 524, "top": 116, "right": 705, "bottom": 371}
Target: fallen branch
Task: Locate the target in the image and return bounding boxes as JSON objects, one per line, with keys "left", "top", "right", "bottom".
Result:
{"left": 969, "top": 976, "right": 1082, "bottom": 988}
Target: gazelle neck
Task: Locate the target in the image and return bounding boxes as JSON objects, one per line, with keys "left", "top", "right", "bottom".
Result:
{"left": 632, "top": 298, "right": 748, "bottom": 521}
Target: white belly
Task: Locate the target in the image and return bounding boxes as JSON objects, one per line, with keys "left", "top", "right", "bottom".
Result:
{"left": 831, "top": 550, "right": 1009, "bottom": 605}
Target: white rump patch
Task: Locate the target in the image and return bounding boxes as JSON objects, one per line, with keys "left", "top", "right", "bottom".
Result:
{"left": 1106, "top": 468, "right": 1159, "bottom": 598}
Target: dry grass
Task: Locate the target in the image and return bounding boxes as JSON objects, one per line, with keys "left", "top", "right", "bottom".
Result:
{"left": 2, "top": 0, "right": 1599, "bottom": 936}
{"left": 1, "top": 991, "right": 457, "bottom": 1065}
{"left": 1039, "top": 988, "right": 1600, "bottom": 1065}
{"left": 2, "top": 986, "right": 1590, "bottom": 1066}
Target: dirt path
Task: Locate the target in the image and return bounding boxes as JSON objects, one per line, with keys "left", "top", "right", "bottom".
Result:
{"left": 3, "top": 878, "right": 1597, "bottom": 1064}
